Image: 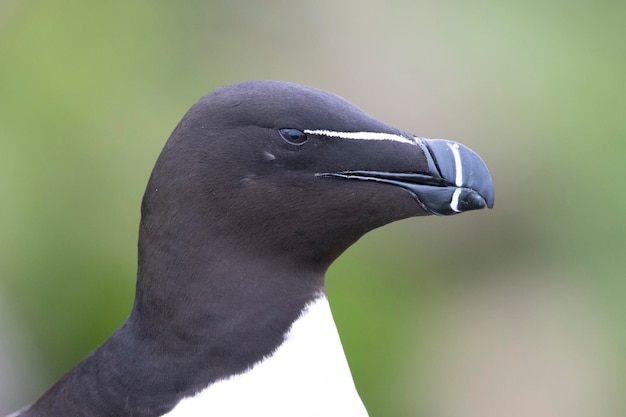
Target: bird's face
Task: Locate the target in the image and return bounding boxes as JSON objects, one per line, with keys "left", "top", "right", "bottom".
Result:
{"left": 144, "top": 81, "right": 493, "bottom": 267}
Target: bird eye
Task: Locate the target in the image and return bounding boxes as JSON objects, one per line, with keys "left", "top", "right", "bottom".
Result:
{"left": 279, "top": 128, "right": 308, "bottom": 145}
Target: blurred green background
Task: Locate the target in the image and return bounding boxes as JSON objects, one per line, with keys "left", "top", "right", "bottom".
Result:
{"left": 1, "top": 1, "right": 625, "bottom": 416}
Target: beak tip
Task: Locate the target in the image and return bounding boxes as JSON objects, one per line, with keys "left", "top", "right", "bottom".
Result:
{"left": 477, "top": 183, "right": 495, "bottom": 211}
{"left": 453, "top": 187, "right": 493, "bottom": 214}
{"left": 421, "top": 138, "right": 495, "bottom": 215}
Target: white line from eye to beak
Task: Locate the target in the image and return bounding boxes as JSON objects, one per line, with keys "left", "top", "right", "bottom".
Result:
{"left": 304, "top": 130, "right": 417, "bottom": 146}
{"left": 449, "top": 141, "right": 463, "bottom": 187}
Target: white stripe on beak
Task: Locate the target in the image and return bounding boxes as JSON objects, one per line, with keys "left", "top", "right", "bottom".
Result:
{"left": 449, "top": 141, "right": 463, "bottom": 187}
{"left": 450, "top": 188, "right": 462, "bottom": 213}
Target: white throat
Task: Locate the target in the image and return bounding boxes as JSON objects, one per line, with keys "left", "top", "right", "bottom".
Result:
{"left": 163, "top": 296, "right": 369, "bottom": 417}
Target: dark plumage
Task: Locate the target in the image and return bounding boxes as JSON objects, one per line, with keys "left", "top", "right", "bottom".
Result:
{"left": 9, "top": 81, "right": 493, "bottom": 417}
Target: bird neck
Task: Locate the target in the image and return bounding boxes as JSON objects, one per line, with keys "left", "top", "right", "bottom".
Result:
{"left": 117, "top": 188, "right": 364, "bottom": 415}
{"left": 161, "top": 296, "right": 369, "bottom": 417}
{"left": 128, "top": 213, "right": 329, "bottom": 386}
{"left": 132, "top": 220, "right": 326, "bottom": 332}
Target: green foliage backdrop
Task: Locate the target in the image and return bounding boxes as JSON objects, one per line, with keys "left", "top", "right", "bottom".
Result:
{"left": 1, "top": 1, "right": 624, "bottom": 415}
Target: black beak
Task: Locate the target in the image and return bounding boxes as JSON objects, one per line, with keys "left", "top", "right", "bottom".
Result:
{"left": 319, "top": 138, "right": 494, "bottom": 216}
